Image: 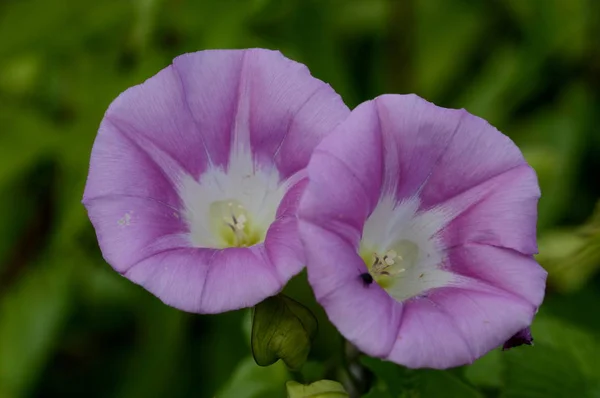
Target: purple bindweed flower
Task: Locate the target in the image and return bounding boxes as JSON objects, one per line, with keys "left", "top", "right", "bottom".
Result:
{"left": 83, "top": 49, "right": 349, "bottom": 314}
{"left": 298, "top": 94, "right": 547, "bottom": 369}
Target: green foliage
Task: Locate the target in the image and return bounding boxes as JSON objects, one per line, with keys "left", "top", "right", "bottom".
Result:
{"left": 538, "top": 204, "right": 600, "bottom": 292}
{"left": 501, "top": 345, "right": 588, "bottom": 398}
{"left": 1, "top": 0, "right": 599, "bottom": 396}
{"left": 361, "top": 357, "right": 481, "bottom": 398}
{"left": 216, "top": 357, "right": 289, "bottom": 398}
{"left": 286, "top": 380, "right": 349, "bottom": 398}
{"left": 362, "top": 314, "right": 600, "bottom": 397}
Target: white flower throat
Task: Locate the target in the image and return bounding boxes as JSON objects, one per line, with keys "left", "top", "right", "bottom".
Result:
{"left": 359, "top": 195, "right": 455, "bottom": 302}
{"left": 178, "top": 148, "right": 287, "bottom": 249}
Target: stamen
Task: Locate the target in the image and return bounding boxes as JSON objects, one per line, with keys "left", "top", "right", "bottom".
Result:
{"left": 236, "top": 214, "right": 247, "bottom": 229}
{"left": 370, "top": 250, "right": 406, "bottom": 279}
{"left": 389, "top": 268, "right": 406, "bottom": 276}
{"left": 209, "top": 199, "right": 261, "bottom": 248}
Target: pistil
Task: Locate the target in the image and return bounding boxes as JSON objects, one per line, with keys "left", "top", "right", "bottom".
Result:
{"left": 210, "top": 200, "right": 262, "bottom": 248}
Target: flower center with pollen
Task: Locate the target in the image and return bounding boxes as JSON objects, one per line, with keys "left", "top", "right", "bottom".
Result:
{"left": 179, "top": 148, "right": 288, "bottom": 249}
{"left": 360, "top": 240, "right": 419, "bottom": 290}
{"left": 209, "top": 199, "right": 263, "bottom": 248}
{"left": 357, "top": 195, "right": 456, "bottom": 302}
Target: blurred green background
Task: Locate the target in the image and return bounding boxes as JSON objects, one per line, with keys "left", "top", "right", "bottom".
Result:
{"left": 1, "top": 0, "right": 599, "bottom": 397}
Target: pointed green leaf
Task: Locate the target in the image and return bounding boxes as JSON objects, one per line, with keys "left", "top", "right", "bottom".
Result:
{"left": 286, "top": 380, "right": 349, "bottom": 398}
{"left": 252, "top": 295, "right": 317, "bottom": 370}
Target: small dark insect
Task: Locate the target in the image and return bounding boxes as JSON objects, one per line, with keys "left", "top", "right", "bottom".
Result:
{"left": 360, "top": 272, "right": 374, "bottom": 286}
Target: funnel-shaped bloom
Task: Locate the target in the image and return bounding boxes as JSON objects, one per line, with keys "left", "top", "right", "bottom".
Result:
{"left": 298, "top": 94, "right": 547, "bottom": 368}
{"left": 83, "top": 49, "right": 349, "bottom": 313}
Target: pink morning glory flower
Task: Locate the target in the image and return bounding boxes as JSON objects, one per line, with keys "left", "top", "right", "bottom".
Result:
{"left": 298, "top": 94, "right": 547, "bottom": 369}
{"left": 83, "top": 49, "right": 349, "bottom": 314}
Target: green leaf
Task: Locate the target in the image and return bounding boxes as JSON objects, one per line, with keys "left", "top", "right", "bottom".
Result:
{"left": 216, "top": 357, "right": 289, "bottom": 398}
{"left": 496, "top": 315, "right": 600, "bottom": 398}
{"left": 530, "top": 316, "right": 600, "bottom": 380}
{"left": 361, "top": 357, "right": 482, "bottom": 398}
{"left": 287, "top": 380, "right": 349, "bottom": 398}
{"left": 500, "top": 345, "right": 588, "bottom": 398}
{"left": 252, "top": 294, "right": 318, "bottom": 370}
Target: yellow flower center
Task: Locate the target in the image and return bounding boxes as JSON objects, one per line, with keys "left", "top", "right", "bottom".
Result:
{"left": 209, "top": 200, "right": 263, "bottom": 248}
{"left": 359, "top": 240, "right": 419, "bottom": 289}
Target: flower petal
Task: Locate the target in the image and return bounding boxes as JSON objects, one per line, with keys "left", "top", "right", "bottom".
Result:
{"left": 84, "top": 196, "right": 188, "bottom": 273}
{"left": 388, "top": 282, "right": 535, "bottom": 368}
{"left": 83, "top": 108, "right": 185, "bottom": 206}
{"left": 300, "top": 93, "right": 545, "bottom": 369}
{"left": 298, "top": 101, "right": 383, "bottom": 238}
{"left": 439, "top": 165, "right": 540, "bottom": 255}
{"left": 173, "top": 49, "right": 350, "bottom": 177}
{"left": 265, "top": 179, "right": 308, "bottom": 283}
{"left": 99, "top": 66, "right": 213, "bottom": 180}
{"left": 125, "top": 246, "right": 281, "bottom": 313}
{"left": 372, "top": 94, "right": 528, "bottom": 207}
{"left": 447, "top": 243, "right": 547, "bottom": 308}
{"left": 386, "top": 298, "right": 473, "bottom": 369}
{"left": 299, "top": 220, "right": 402, "bottom": 357}
{"left": 197, "top": 247, "right": 281, "bottom": 313}
{"left": 428, "top": 282, "right": 535, "bottom": 360}
{"left": 124, "top": 248, "right": 212, "bottom": 312}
